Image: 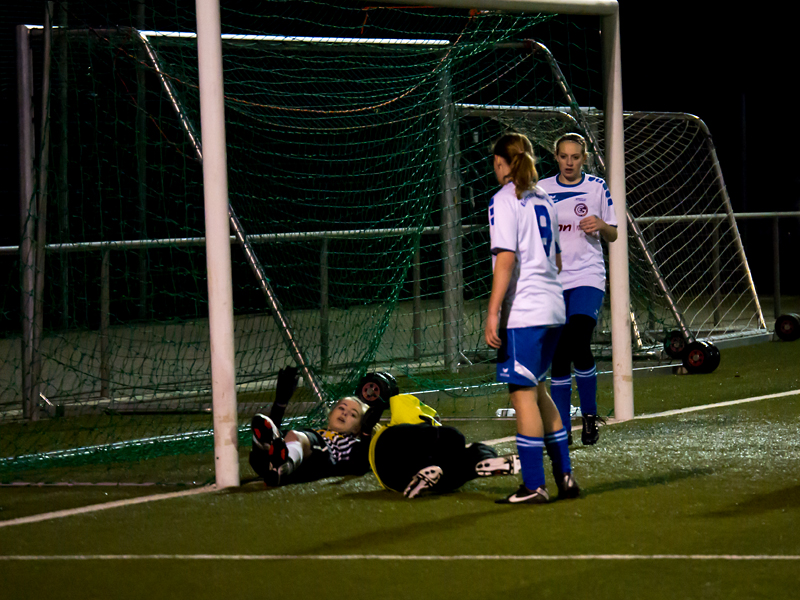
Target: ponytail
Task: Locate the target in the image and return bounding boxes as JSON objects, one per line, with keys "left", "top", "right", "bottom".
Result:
{"left": 493, "top": 132, "right": 539, "bottom": 199}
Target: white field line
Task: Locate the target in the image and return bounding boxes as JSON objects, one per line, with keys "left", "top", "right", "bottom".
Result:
{"left": 631, "top": 389, "right": 800, "bottom": 419}
{"left": 0, "top": 481, "right": 162, "bottom": 487}
{"left": 1, "top": 554, "right": 798, "bottom": 561}
{"left": 3, "top": 389, "right": 799, "bottom": 528}
{"left": 482, "top": 388, "right": 800, "bottom": 446}
{"left": 0, "top": 485, "right": 216, "bottom": 529}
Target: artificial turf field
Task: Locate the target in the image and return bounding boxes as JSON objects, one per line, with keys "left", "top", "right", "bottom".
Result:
{"left": 1, "top": 339, "right": 799, "bottom": 600}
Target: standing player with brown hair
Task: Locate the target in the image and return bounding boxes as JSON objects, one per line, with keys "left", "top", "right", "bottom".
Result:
{"left": 538, "top": 133, "right": 618, "bottom": 445}
{"left": 485, "top": 132, "right": 579, "bottom": 504}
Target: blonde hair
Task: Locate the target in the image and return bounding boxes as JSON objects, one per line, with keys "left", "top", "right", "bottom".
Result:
{"left": 553, "top": 132, "right": 588, "bottom": 157}
{"left": 329, "top": 396, "right": 369, "bottom": 434}
{"left": 493, "top": 132, "right": 538, "bottom": 199}
{"left": 335, "top": 396, "right": 368, "bottom": 413}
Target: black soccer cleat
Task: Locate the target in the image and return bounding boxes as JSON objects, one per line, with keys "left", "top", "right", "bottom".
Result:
{"left": 251, "top": 413, "right": 281, "bottom": 451}
{"left": 267, "top": 437, "right": 289, "bottom": 470}
{"left": 496, "top": 484, "right": 550, "bottom": 505}
{"left": 263, "top": 459, "right": 295, "bottom": 488}
{"left": 264, "top": 469, "right": 281, "bottom": 487}
{"left": 555, "top": 471, "right": 580, "bottom": 500}
{"left": 475, "top": 454, "right": 521, "bottom": 477}
{"left": 403, "top": 466, "right": 443, "bottom": 499}
{"left": 581, "top": 414, "right": 605, "bottom": 445}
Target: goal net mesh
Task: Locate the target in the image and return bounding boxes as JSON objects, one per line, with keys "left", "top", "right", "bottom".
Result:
{"left": 0, "top": 0, "right": 763, "bottom": 484}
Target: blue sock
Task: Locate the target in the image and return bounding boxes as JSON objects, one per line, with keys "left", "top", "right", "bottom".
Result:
{"left": 516, "top": 434, "right": 545, "bottom": 491}
{"left": 544, "top": 428, "right": 572, "bottom": 477}
{"left": 575, "top": 365, "right": 597, "bottom": 415}
{"left": 550, "top": 376, "right": 573, "bottom": 429}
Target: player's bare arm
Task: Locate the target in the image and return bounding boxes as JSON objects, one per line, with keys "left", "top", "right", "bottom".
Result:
{"left": 485, "top": 250, "right": 516, "bottom": 349}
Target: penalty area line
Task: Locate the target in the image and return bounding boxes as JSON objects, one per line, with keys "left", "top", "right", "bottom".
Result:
{"left": 482, "top": 389, "right": 800, "bottom": 446}
{"left": 0, "top": 485, "right": 217, "bottom": 529}
{"left": 632, "top": 389, "right": 800, "bottom": 420}
{"left": 1, "top": 553, "right": 799, "bottom": 561}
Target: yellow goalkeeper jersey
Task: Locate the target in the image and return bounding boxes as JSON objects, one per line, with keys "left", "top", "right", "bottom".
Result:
{"left": 368, "top": 393, "right": 440, "bottom": 489}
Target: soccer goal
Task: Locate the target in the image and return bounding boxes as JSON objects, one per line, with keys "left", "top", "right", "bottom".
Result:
{"left": 3, "top": 0, "right": 628, "bottom": 486}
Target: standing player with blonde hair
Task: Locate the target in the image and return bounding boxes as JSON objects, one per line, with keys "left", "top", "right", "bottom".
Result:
{"left": 485, "top": 132, "right": 579, "bottom": 504}
{"left": 538, "top": 133, "right": 618, "bottom": 445}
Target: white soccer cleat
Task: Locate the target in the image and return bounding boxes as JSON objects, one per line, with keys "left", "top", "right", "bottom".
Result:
{"left": 475, "top": 454, "right": 521, "bottom": 477}
{"left": 403, "top": 466, "right": 443, "bottom": 499}
{"left": 496, "top": 484, "right": 550, "bottom": 505}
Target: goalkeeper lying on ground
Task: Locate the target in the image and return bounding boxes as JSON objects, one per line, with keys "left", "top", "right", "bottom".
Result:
{"left": 248, "top": 367, "right": 380, "bottom": 486}
{"left": 367, "top": 392, "right": 520, "bottom": 498}
{"left": 248, "top": 367, "right": 519, "bottom": 496}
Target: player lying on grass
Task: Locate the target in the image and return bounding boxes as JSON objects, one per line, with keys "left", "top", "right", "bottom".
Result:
{"left": 249, "top": 367, "right": 381, "bottom": 486}
{"left": 249, "top": 368, "right": 520, "bottom": 496}
{"left": 367, "top": 393, "right": 522, "bottom": 499}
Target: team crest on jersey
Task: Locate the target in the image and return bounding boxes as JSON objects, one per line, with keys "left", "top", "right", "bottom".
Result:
{"left": 317, "top": 429, "right": 342, "bottom": 442}
{"left": 574, "top": 203, "right": 588, "bottom": 217}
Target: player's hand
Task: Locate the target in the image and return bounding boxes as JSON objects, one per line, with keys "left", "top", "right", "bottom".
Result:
{"left": 360, "top": 405, "right": 386, "bottom": 439}
{"left": 485, "top": 313, "right": 501, "bottom": 349}
{"left": 364, "top": 393, "right": 390, "bottom": 411}
{"left": 275, "top": 366, "right": 299, "bottom": 405}
{"left": 578, "top": 215, "right": 605, "bottom": 237}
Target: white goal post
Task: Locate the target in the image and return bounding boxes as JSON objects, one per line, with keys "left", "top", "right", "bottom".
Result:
{"left": 196, "top": 0, "right": 239, "bottom": 488}
{"left": 193, "top": 0, "right": 630, "bottom": 488}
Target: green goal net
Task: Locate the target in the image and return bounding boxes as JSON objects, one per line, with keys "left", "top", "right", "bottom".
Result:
{"left": 2, "top": 0, "right": 606, "bottom": 483}
{"left": 2, "top": 0, "right": 763, "bottom": 485}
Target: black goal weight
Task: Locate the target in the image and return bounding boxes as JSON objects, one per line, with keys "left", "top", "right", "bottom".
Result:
{"left": 356, "top": 372, "right": 399, "bottom": 405}
{"left": 664, "top": 330, "right": 686, "bottom": 359}
{"left": 683, "top": 341, "right": 721, "bottom": 374}
{"left": 775, "top": 313, "right": 800, "bottom": 342}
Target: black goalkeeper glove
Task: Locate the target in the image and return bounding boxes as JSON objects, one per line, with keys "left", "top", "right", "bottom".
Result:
{"left": 275, "top": 366, "right": 299, "bottom": 406}
{"left": 269, "top": 366, "right": 299, "bottom": 426}
{"left": 360, "top": 404, "right": 387, "bottom": 440}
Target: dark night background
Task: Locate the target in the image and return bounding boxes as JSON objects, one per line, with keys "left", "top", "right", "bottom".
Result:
{"left": 619, "top": 3, "right": 800, "bottom": 299}
{"left": 1, "top": 2, "right": 798, "bottom": 300}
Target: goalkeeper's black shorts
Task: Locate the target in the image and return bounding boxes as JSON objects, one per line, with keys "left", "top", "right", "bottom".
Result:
{"left": 372, "top": 424, "right": 496, "bottom": 493}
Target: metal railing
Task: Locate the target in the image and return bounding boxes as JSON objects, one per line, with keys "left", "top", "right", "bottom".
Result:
{"left": 3, "top": 213, "right": 797, "bottom": 411}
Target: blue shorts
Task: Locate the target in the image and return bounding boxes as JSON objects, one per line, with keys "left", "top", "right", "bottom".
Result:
{"left": 496, "top": 326, "right": 564, "bottom": 387}
{"left": 564, "top": 286, "right": 605, "bottom": 322}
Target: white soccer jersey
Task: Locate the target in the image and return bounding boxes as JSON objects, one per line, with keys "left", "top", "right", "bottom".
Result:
{"left": 489, "top": 182, "right": 565, "bottom": 329}
{"left": 538, "top": 173, "right": 618, "bottom": 292}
